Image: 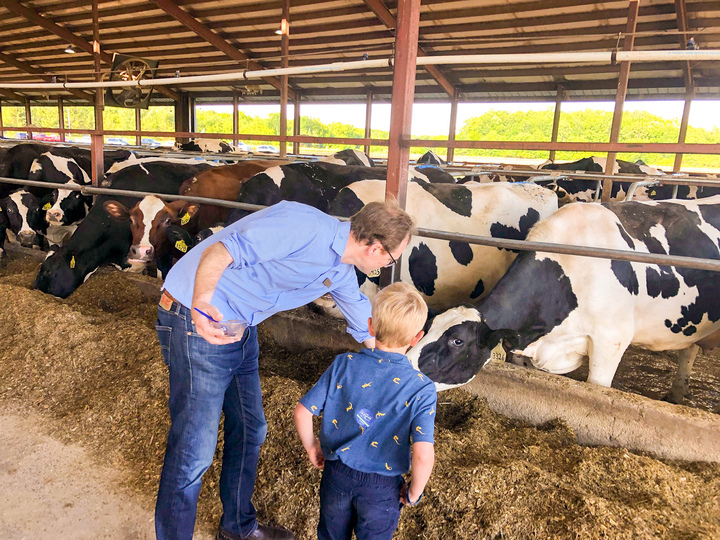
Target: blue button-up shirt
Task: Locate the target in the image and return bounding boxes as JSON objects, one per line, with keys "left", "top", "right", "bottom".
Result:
{"left": 300, "top": 348, "right": 437, "bottom": 476}
{"left": 163, "top": 200, "right": 372, "bottom": 342}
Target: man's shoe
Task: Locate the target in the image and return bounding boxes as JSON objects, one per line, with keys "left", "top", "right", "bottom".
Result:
{"left": 216, "top": 524, "right": 296, "bottom": 540}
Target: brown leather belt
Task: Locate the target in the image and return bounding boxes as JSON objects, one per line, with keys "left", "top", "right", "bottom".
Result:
{"left": 159, "top": 289, "right": 182, "bottom": 311}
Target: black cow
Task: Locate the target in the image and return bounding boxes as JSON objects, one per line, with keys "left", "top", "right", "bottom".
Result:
{"left": 33, "top": 161, "right": 215, "bottom": 297}
{"left": 174, "top": 139, "right": 235, "bottom": 153}
{"left": 408, "top": 197, "right": 720, "bottom": 403}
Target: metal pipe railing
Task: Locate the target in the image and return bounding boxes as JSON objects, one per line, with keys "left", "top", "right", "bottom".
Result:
{"left": 2, "top": 175, "right": 719, "bottom": 273}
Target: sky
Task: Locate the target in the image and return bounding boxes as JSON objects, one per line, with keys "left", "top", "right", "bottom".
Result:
{"left": 200, "top": 100, "right": 720, "bottom": 137}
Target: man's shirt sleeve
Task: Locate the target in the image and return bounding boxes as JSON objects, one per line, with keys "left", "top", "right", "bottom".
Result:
{"left": 220, "top": 210, "right": 319, "bottom": 270}
{"left": 299, "top": 361, "right": 336, "bottom": 416}
{"left": 410, "top": 385, "right": 437, "bottom": 444}
{"left": 329, "top": 272, "right": 373, "bottom": 343}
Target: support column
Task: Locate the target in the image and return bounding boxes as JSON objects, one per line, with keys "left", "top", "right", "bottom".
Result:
{"left": 447, "top": 90, "right": 459, "bottom": 163}
{"left": 674, "top": 95, "right": 692, "bottom": 172}
{"left": 190, "top": 96, "right": 196, "bottom": 135}
{"left": 386, "top": 0, "right": 421, "bottom": 209}
{"left": 364, "top": 89, "right": 373, "bottom": 157}
{"left": 58, "top": 97, "right": 65, "bottom": 142}
{"left": 0, "top": 99, "right": 4, "bottom": 139}
{"left": 603, "top": 0, "right": 639, "bottom": 202}
{"left": 279, "top": 0, "right": 290, "bottom": 158}
{"left": 90, "top": 0, "right": 104, "bottom": 186}
{"left": 24, "top": 98, "right": 32, "bottom": 139}
{"left": 174, "top": 93, "right": 191, "bottom": 144}
{"left": 232, "top": 93, "right": 239, "bottom": 147}
{"left": 135, "top": 107, "right": 141, "bottom": 146}
{"left": 293, "top": 94, "right": 300, "bottom": 156}
{"left": 549, "top": 84, "right": 564, "bottom": 163}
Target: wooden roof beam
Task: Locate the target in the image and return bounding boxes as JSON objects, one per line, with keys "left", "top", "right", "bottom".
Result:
{"left": 0, "top": 0, "right": 179, "bottom": 102}
{"left": 362, "top": 0, "right": 455, "bottom": 98}
{"left": 0, "top": 49, "right": 94, "bottom": 103}
{"left": 151, "top": 0, "right": 296, "bottom": 100}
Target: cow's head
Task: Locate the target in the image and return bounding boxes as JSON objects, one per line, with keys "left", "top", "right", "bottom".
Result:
{"left": 406, "top": 306, "right": 518, "bottom": 391}
{"left": 33, "top": 248, "right": 80, "bottom": 298}
{"left": 43, "top": 186, "right": 93, "bottom": 226}
{"left": 0, "top": 190, "right": 46, "bottom": 247}
{"left": 103, "top": 196, "right": 199, "bottom": 263}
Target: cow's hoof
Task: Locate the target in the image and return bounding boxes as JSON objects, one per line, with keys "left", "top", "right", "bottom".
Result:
{"left": 661, "top": 392, "right": 686, "bottom": 405}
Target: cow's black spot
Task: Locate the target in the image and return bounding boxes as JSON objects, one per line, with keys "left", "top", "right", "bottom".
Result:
{"left": 67, "top": 160, "right": 86, "bottom": 183}
{"left": 490, "top": 208, "right": 541, "bottom": 252}
{"left": 646, "top": 266, "right": 680, "bottom": 299}
{"left": 616, "top": 223, "right": 635, "bottom": 249}
{"left": 611, "top": 259, "right": 639, "bottom": 295}
{"left": 449, "top": 241, "right": 473, "bottom": 266}
{"left": 470, "top": 277, "right": 484, "bottom": 299}
{"left": 330, "top": 188, "right": 365, "bottom": 218}
{"left": 416, "top": 181, "right": 472, "bottom": 217}
{"left": 665, "top": 319, "right": 672, "bottom": 328}
{"left": 683, "top": 325, "right": 697, "bottom": 336}
{"left": 408, "top": 242, "right": 437, "bottom": 296}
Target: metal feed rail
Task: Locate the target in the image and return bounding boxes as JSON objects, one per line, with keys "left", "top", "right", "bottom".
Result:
{"left": 2, "top": 175, "right": 720, "bottom": 273}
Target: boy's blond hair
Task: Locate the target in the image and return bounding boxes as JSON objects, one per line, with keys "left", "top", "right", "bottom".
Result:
{"left": 371, "top": 282, "right": 428, "bottom": 347}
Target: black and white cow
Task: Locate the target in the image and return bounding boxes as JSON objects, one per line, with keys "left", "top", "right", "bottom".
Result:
{"left": 417, "top": 151, "right": 444, "bottom": 166}
{"left": 320, "top": 149, "right": 375, "bottom": 167}
{"left": 328, "top": 179, "right": 558, "bottom": 311}
{"left": 174, "top": 139, "right": 235, "bottom": 153}
{"left": 0, "top": 190, "right": 47, "bottom": 260}
{"left": 33, "top": 160, "right": 216, "bottom": 298}
{"left": 407, "top": 197, "right": 720, "bottom": 402}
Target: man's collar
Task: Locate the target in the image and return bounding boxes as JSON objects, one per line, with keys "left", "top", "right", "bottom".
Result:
{"left": 360, "top": 347, "right": 409, "bottom": 364}
{"left": 332, "top": 221, "right": 350, "bottom": 257}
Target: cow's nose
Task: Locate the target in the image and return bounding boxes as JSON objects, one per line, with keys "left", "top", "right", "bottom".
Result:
{"left": 18, "top": 230, "right": 37, "bottom": 246}
{"left": 46, "top": 209, "right": 63, "bottom": 223}
{"left": 130, "top": 244, "right": 154, "bottom": 260}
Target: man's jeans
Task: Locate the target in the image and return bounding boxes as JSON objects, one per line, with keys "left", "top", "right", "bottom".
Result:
{"left": 155, "top": 301, "right": 266, "bottom": 540}
{"left": 318, "top": 459, "right": 403, "bottom": 540}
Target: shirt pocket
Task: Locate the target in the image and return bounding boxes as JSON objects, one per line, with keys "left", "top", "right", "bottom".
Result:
{"left": 155, "top": 323, "right": 172, "bottom": 366}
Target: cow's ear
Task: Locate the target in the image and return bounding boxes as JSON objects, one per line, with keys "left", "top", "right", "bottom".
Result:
{"left": 487, "top": 329, "right": 520, "bottom": 354}
{"left": 103, "top": 200, "right": 130, "bottom": 220}
{"left": 180, "top": 203, "right": 200, "bottom": 218}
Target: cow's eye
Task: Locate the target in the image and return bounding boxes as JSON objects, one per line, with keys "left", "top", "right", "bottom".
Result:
{"left": 164, "top": 218, "right": 172, "bottom": 225}
{"left": 450, "top": 338, "right": 464, "bottom": 347}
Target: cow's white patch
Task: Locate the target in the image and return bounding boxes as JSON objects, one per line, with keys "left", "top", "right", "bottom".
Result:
{"left": 83, "top": 267, "right": 99, "bottom": 282}
{"left": 264, "top": 166, "right": 286, "bottom": 188}
{"left": 9, "top": 191, "right": 33, "bottom": 235}
{"left": 350, "top": 149, "right": 371, "bottom": 167}
{"left": 137, "top": 196, "right": 167, "bottom": 248}
{"left": 408, "top": 166, "right": 430, "bottom": 183}
{"left": 44, "top": 250, "right": 55, "bottom": 260}
{"left": 44, "top": 153, "right": 91, "bottom": 185}
{"left": 29, "top": 159, "right": 43, "bottom": 174}
{"left": 647, "top": 223, "right": 670, "bottom": 253}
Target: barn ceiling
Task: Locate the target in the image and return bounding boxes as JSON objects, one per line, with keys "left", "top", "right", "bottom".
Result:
{"left": 0, "top": 0, "right": 718, "bottom": 106}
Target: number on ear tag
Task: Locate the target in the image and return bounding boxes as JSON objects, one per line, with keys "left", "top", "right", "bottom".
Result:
{"left": 368, "top": 268, "right": 381, "bottom": 278}
{"left": 175, "top": 239, "right": 188, "bottom": 253}
{"left": 180, "top": 213, "right": 190, "bottom": 225}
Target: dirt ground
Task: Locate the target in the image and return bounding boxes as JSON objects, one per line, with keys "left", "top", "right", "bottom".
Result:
{"left": 0, "top": 253, "right": 719, "bottom": 539}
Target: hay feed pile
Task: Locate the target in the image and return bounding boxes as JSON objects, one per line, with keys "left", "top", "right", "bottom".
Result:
{"left": 0, "top": 254, "right": 718, "bottom": 539}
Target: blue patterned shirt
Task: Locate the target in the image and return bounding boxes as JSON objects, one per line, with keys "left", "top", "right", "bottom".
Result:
{"left": 300, "top": 347, "right": 437, "bottom": 476}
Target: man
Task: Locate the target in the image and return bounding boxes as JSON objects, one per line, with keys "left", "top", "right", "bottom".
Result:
{"left": 154, "top": 199, "right": 414, "bottom": 540}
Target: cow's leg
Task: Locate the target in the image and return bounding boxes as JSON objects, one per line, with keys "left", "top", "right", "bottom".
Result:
{"left": 663, "top": 344, "right": 699, "bottom": 404}
{"left": 586, "top": 337, "right": 629, "bottom": 388}
{"left": 0, "top": 222, "right": 7, "bottom": 266}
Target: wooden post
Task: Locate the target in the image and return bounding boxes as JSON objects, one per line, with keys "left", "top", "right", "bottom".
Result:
{"left": 135, "top": 107, "right": 141, "bottom": 146}
{"left": 447, "top": 90, "right": 459, "bottom": 163}
{"left": 293, "top": 94, "right": 300, "bottom": 156}
{"left": 24, "top": 98, "right": 32, "bottom": 139}
{"left": 279, "top": 0, "right": 289, "bottom": 158}
{"left": 0, "top": 98, "right": 3, "bottom": 139}
{"left": 603, "top": 0, "right": 639, "bottom": 202}
{"left": 232, "top": 93, "right": 239, "bottom": 147}
{"left": 58, "top": 97, "right": 65, "bottom": 142}
{"left": 549, "top": 84, "right": 564, "bottom": 163}
{"left": 674, "top": 95, "right": 692, "bottom": 172}
{"left": 174, "top": 93, "right": 191, "bottom": 144}
{"left": 90, "top": 0, "right": 104, "bottom": 187}
{"left": 190, "top": 96, "right": 196, "bottom": 135}
{"left": 364, "top": 89, "right": 373, "bottom": 157}
{"left": 386, "top": 0, "right": 420, "bottom": 210}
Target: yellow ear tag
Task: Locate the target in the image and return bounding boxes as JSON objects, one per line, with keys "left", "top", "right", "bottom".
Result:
{"left": 368, "top": 268, "right": 381, "bottom": 278}
{"left": 70, "top": 256, "right": 76, "bottom": 269}
{"left": 180, "top": 213, "right": 190, "bottom": 225}
{"left": 43, "top": 202, "right": 51, "bottom": 210}
{"left": 650, "top": 190, "right": 656, "bottom": 196}
{"left": 175, "top": 239, "right": 188, "bottom": 253}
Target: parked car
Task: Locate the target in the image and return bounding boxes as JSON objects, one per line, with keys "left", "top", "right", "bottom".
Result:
{"left": 235, "top": 141, "right": 254, "bottom": 153}
{"left": 256, "top": 144, "right": 279, "bottom": 154}
{"left": 35, "top": 133, "right": 61, "bottom": 142}
{"left": 141, "top": 137, "right": 161, "bottom": 148}
{"left": 106, "top": 137, "right": 130, "bottom": 146}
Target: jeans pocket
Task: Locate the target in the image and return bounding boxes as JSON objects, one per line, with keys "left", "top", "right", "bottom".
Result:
{"left": 155, "top": 323, "right": 172, "bottom": 366}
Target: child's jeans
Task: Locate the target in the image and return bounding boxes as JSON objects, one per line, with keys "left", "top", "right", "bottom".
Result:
{"left": 318, "top": 459, "right": 404, "bottom": 540}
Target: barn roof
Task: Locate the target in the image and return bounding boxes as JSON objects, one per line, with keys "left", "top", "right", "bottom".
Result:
{"left": 0, "top": 0, "right": 718, "bottom": 106}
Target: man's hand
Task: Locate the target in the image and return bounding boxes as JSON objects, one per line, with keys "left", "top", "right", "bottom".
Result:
{"left": 307, "top": 438, "right": 325, "bottom": 470}
{"left": 191, "top": 300, "right": 244, "bottom": 345}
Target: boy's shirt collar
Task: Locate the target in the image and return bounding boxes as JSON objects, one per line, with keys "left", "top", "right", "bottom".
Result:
{"left": 360, "top": 347, "right": 409, "bottom": 365}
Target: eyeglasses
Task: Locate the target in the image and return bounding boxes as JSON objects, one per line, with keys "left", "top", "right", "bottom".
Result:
{"left": 382, "top": 244, "right": 397, "bottom": 267}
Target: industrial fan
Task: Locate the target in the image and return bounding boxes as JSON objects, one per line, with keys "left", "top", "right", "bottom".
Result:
{"left": 105, "top": 54, "right": 159, "bottom": 109}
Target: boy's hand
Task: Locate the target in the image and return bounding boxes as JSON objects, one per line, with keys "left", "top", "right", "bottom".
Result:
{"left": 307, "top": 438, "right": 325, "bottom": 470}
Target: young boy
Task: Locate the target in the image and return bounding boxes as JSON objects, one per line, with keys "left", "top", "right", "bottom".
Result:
{"left": 295, "top": 282, "right": 437, "bottom": 540}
